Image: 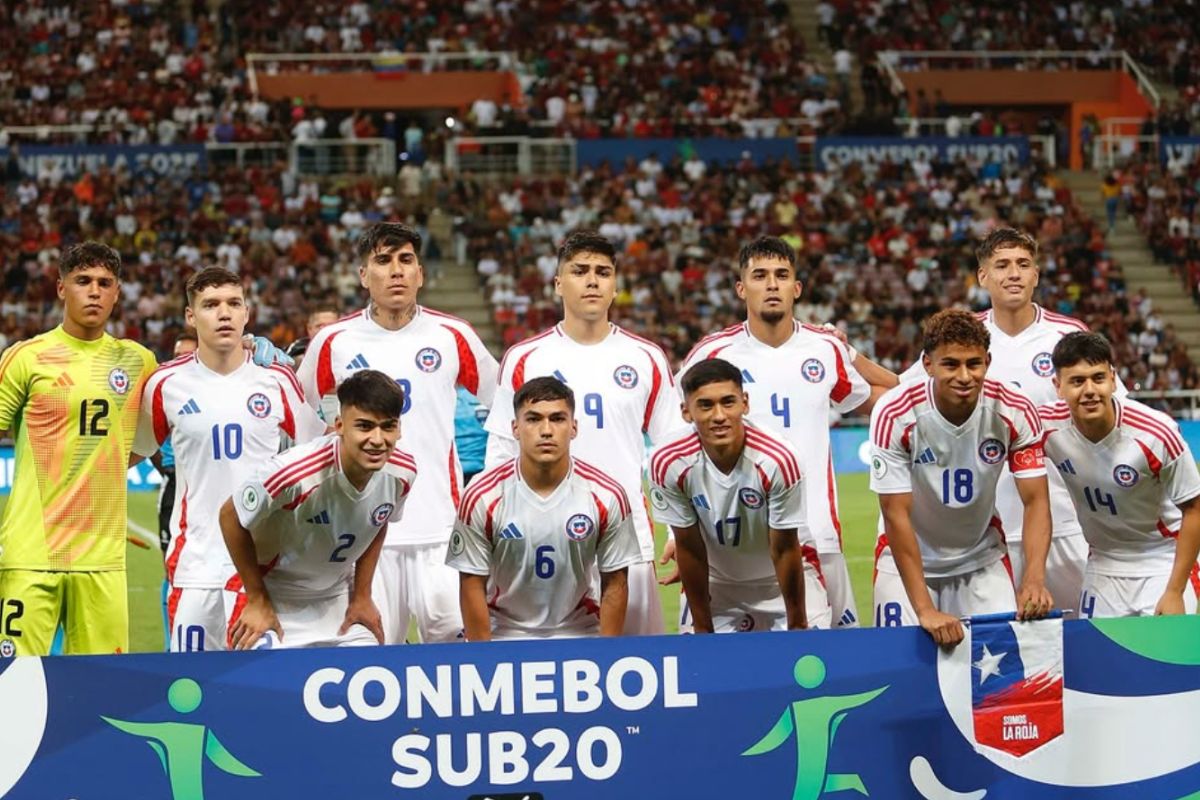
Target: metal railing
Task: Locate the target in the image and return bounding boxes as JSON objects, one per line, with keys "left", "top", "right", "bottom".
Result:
{"left": 445, "top": 136, "right": 576, "bottom": 178}
{"left": 875, "top": 50, "right": 1160, "bottom": 109}
{"left": 206, "top": 142, "right": 289, "bottom": 170}
{"left": 1093, "top": 134, "right": 1160, "bottom": 169}
{"left": 246, "top": 51, "right": 522, "bottom": 96}
{"left": 1128, "top": 389, "right": 1200, "bottom": 418}
{"left": 289, "top": 138, "right": 396, "bottom": 177}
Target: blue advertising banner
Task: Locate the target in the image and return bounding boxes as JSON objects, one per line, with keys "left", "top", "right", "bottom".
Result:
{"left": 814, "top": 136, "right": 1030, "bottom": 170}
{"left": 576, "top": 138, "right": 800, "bottom": 168}
{"left": 1160, "top": 136, "right": 1200, "bottom": 165}
{"left": 3, "top": 616, "right": 1200, "bottom": 798}
{"left": 0, "top": 144, "right": 206, "bottom": 179}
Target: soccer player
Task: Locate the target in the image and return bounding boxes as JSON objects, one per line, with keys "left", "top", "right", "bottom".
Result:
{"left": 483, "top": 230, "right": 679, "bottom": 635}
{"left": 297, "top": 223, "right": 498, "bottom": 643}
{"left": 134, "top": 268, "right": 326, "bottom": 652}
{"left": 0, "top": 242, "right": 157, "bottom": 656}
{"left": 152, "top": 331, "right": 198, "bottom": 556}
{"left": 450, "top": 377, "right": 641, "bottom": 640}
{"left": 1040, "top": 332, "right": 1200, "bottom": 617}
{"left": 650, "top": 359, "right": 832, "bottom": 632}
{"left": 899, "top": 227, "right": 1106, "bottom": 612}
{"left": 870, "top": 310, "right": 1053, "bottom": 646}
{"left": 219, "top": 370, "right": 417, "bottom": 649}
{"left": 677, "top": 235, "right": 893, "bottom": 628}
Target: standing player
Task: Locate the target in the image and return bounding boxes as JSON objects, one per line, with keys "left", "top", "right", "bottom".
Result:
{"left": 152, "top": 331, "right": 198, "bottom": 557}
{"left": 1041, "top": 332, "right": 1200, "bottom": 617}
{"left": 871, "top": 310, "right": 1054, "bottom": 646}
{"left": 677, "top": 236, "right": 893, "bottom": 628}
{"left": 134, "top": 268, "right": 326, "bottom": 652}
{"left": 899, "top": 228, "right": 1104, "bottom": 612}
{"left": 220, "top": 370, "right": 417, "bottom": 649}
{"left": 297, "top": 223, "right": 498, "bottom": 643}
{"left": 650, "top": 359, "right": 831, "bottom": 632}
{"left": 449, "top": 377, "right": 641, "bottom": 640}
{"left": 0, "top": 242, "right": 157, "bottom": 656}
{"left": 483, "top": 230, "right": 679, "bottom": 635}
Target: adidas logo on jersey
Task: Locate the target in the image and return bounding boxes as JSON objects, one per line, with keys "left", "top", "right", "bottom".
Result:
{"left": 692, "top": 494, "right": 711, "bottom": 510}
{"left": 839, "top": 609, "right": 857, "bottom": 627}
{"left": 345, "top": 354, "right": 370, "bottom": 370}
{"left": 552, "top": 370, "right": 567, "bottom": 383}
{"left": 915, "top": 447, "right": 936, "bottom": 465}
{"left": 178, "top": 398, "right": 201, "bottom": 415}
{"left": 498, "top": 522, "right": 523, "bottom": 540}
{"left": 306, "top": 510, "right": 331, "bottom": 525}
{"left": 1056, "top": 459, "right": 1077, "bottom": 475}
{"left": 53, "top": 372, "right": 75, "bottom": 389}
{"left": 741, "top": 369, "right": 755, "bottom": 383}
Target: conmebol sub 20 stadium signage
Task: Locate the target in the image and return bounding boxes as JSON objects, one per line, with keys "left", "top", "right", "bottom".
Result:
{"left": 3, "top": 616, "right": 1200, "bottom": 799}
{"left": 813, "top": 136, "right": 1030, "bottom": 170}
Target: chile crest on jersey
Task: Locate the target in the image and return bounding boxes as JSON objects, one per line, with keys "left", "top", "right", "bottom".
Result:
{"left": 565, "top": 513, "right": 595, "bottom": 541}
{"left": 801, "top": 358, "right": 826, "bottom": 383}
{"left": 371, "top": 503, "right": 396, "bottom": 526}
{"left": 979, "top": 438, "right": 1007, "bottom": 465}
{"left": 612, "top": 364, "right": 639, "bottom": 389}
{"left": 738, "top": 487, "right": 765, "bottom": 509}
{"left": 247, "top": 392, "right": 272, "bottom": 418}
{"left": 415, "top": 347, "right": 442, "bottom": 373}
{"left": 1113, "top": 464, "right": 1139, "bottom": 488}
{"left": 108, "top": 367, "right": 130, "bottom": 395}
{"left": 1031, "top": 352, "right": 1055, "bottom": 378}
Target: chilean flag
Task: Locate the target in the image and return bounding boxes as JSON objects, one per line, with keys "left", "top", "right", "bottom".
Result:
{"left": 970, "top": 613, "right": 1064, "bottom": 757}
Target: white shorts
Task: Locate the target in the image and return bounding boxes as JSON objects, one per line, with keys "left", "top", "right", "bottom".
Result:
{"left": 1007, "top": 534, "right": 1087, "bottom": 616}
{"left": 373, "top": 542, "right": 464, "bottom": 644}
{"left": 679, "top": 563, "right": 832, "bottom": 633}
{"left": 492, "top": 623, "right": 597, "bottom": 641}
{"left": 1079, "top": 565, "right": 1200, "bottom": 618}
{"left": 166, "top": 585, "right": 241, "bottom": 652}
{"left": 873, "top": 549, "right": 1016, "bottom": 628}
{"left": 255, "top": 593, "right": 379, "bottom": 649}
{"left": 623, "top": 560, "right": 665, "bottom": 636}
{"left": 819, "top": 551, "right": 859, "bottom": 628}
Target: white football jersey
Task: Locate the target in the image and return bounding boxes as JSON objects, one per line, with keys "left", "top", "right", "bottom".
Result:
{"left": 134, "top": 353, "right": 326, "bottom": 588}
{"left": 899, "top": 306, "right": 1115, "bottom": 540}
{"left": 870, "top": 378, "right": 1047, "bottom": 577}
{"left": 232, "top": 434, "right": 418, "bottom": 600}
{"left": 1040, "top": 398, "right": 1200, "bottom": 576}
{"left": 296, "top": 306, "right": 498, "bottom": 546}
{"left": 678, "top": 321, "right": 870, "bottom": 555}
{"left": 484, "top": 323, "right": 681, "bottom": 561}
{"left": 446, "top": 457, "right": 643, "bottom": 637}
{"left": 648, "top": 422, "right": 817, "bottom": 586}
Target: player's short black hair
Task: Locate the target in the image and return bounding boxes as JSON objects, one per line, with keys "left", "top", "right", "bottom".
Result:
{"left": 1052, "top": 331, "right": 1114, "bottom": 371}
{"left": 513, "top": 376, "right": 575, "bottom": 413}
{"left": 680, "top": 358, "right": 744, "bottom": 397}
{"left": 356, "top": 222, "right": 422, "bottom": 262}
{"left": 285, "top": 337, "right": 311, "bottom": 360}
{"left": 185, "top": 266, "right": 242, "bottom": 306}
{"left": 738, "top": 235, "right": 797, "bottom": 274}
{"left": 175, "top": 330, "right": 198, "bottom": 345}
{"left": 337, "top": 369, "right": 405, "bottom": 419}
{"left": 557, "top": 229, "right": 616, "bottom": 268}
{"left": 976, "top": 227, "right": 1039, "bottom": 266}
{"left": 921, "top": 309, "right": 990, "bottom": 355}
{"left": 60, "top": 241, "right": 121, "bottom": 279}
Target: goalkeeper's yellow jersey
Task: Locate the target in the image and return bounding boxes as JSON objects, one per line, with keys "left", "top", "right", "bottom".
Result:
{"left": 0, "top": 326, "right": 156, "bottom": 571}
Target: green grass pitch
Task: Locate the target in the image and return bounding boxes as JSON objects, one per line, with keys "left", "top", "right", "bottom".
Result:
{"left": 0, "top": 473, "right": 880, "bottom": 652}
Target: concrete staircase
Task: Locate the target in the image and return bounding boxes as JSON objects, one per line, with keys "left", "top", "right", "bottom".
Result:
{"left": 788, "top": 0, "right": 864, "bottom": 116}
{"left": 420, "top": 261, "right": 502, "bottom": 358}
{"left": 1060, "top": 169, "right": 1200, "bottom": 353}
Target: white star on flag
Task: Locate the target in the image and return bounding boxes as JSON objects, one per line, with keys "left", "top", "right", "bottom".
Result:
{"left": 974, "top": 645, "right": 1006, "bottom": 685}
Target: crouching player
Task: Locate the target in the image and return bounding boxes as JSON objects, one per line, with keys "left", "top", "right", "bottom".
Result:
{"left": 447, "top": 377, "right": 642, "bottom": 640}
{"left": 870, "top": 310, "right": 1054, "bottom": 646}
{"left": 1041, "top": 332, "right": 1200, "bottom": 617}
{"left": 649, "top": 359, "right": 831, "bottom": 632}
{"left": 219, "top": 370, "right": 417, "bottom": 649}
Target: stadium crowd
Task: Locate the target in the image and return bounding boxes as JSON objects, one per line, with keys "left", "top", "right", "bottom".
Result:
{"left": 1, "top": 142, "right": 1195, "bottom": 397}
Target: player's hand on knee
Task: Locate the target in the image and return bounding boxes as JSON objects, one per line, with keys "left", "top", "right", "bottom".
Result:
{"left": 341, "top": 598, "right": 385, "bottom": 644}
{"left": 1154, "top": 591, "right": 1186, "bottom": 616}
{"left": 230, "top": 597, "right": 283, "bottom": 650}
{"left": 1016, "top": 581, "right": 1054, "bottom": 620}
{"left": 917, "top": 608, "right": 964, "bottom": 647}
{"left": 657, "top": 539, "right": 680, "bottom": 585}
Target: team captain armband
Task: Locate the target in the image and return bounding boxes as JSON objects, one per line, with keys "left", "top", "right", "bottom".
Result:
{"left": 1009, "top": 442, "right": 1045, "bottom": 476}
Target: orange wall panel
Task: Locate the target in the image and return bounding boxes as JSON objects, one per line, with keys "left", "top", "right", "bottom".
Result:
{"left": 255, "top": 71, "right": 522, "bottom": 110}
